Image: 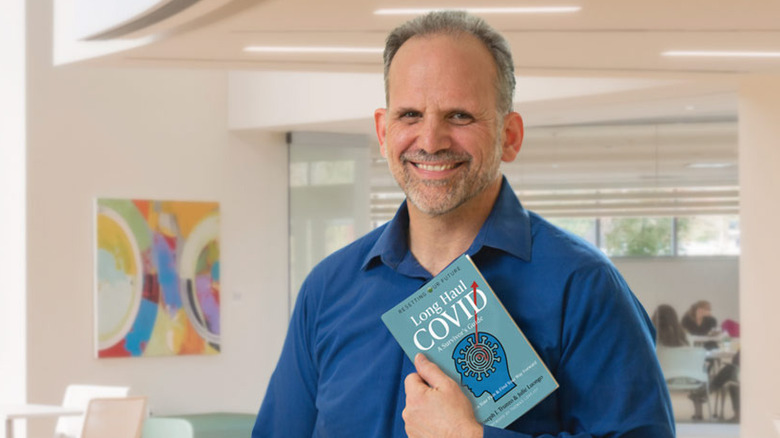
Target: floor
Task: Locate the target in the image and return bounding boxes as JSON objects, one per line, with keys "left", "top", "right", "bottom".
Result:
{"left": 678, "top": 423, "right": 740, "bottom": 438}
{"left": 672, "top": 392, "right": 740, "bottom": 438}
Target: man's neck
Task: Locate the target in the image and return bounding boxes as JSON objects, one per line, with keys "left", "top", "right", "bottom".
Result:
{"left": 408, "top": 178, "right": 502, "bottom": 275}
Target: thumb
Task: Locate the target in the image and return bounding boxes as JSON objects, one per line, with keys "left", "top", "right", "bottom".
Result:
{"left": 414, "top": 353, "right": 451, "bottom": 389}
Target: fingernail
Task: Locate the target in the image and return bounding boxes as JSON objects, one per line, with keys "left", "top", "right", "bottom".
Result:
{"left": 416, "top": 353, "right": 428, "bottom": 363}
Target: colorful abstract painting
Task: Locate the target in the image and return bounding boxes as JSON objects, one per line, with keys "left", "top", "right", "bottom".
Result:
{"left": 95, "top": 199, "right": 220, "bottom": 358}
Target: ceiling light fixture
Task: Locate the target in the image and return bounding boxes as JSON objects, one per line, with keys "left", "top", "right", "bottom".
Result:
{"left": 663, "top": 50, "right": 780, "bottom": 58}
{"left": 244, "top": 46, "right": 383, "bottom": 54}
{"left": 374, "top": 6, "right": 581, "bottom": 15}
{"left": 686, "top": 162, "right": 735, "bottom": 169}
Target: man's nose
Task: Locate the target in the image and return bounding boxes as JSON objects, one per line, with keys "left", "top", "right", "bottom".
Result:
{"left": 417, "top": 117, "right": 452, "bottom": 154}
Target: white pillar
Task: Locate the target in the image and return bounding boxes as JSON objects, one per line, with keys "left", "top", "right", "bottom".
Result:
{"left": 0, "top": 0, "right": 28, "bottom": 436}
{"left": 738, "top": 75, "right": 780, "bottom": 438}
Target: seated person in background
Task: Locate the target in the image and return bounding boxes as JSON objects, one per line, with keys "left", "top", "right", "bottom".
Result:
{"left": 652, "top": 304, "right": 708, "bottom": 420}
{"left": 711, "top": 350, "right": 740, "bottom": 422}
{"left": 682, "top": 300, "right": 718, "bottom": 336}
{"left": 652, "top": 304, "right": 689, "bottom": 347}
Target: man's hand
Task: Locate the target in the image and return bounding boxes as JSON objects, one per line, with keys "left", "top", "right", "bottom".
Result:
{"left": 403, "top": 353, "right": 483, "bottom": 438}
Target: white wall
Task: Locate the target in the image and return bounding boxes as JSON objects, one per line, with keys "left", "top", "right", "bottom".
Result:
{"left": 739, "top": 75, "right": 780, "bottom": 438}
{"left": 228, "top": 70, "right": 385, "bottom": 131}
{"left": 614, "top": 257, "right": 739, "bottom": 325}
{"left": 0, "top": 0, "right": 27, "bottom": 413}
{"left": 25, "top": 1, "right": 289, "bottom": 436}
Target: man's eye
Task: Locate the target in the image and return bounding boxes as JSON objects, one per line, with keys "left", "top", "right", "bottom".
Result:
{"left": 450, "top": 112, "right": 474, "bottom": 124}
{"left": 398, "top": 111, "right": 422, "bottom": 123}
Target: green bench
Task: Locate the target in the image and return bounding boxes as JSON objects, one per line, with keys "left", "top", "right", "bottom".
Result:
{"left": 143, "top": 413, "right": 255, "bottom": 438}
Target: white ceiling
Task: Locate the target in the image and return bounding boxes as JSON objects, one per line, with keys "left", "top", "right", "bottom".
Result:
{"left": 59, "top": 0, "right": 771, "bottom": 129}
{"left": 67, "top": 0, "right": 780, "bottom": 77}
{"left": 61, "top": 0, "right": 775, "bottom": 217}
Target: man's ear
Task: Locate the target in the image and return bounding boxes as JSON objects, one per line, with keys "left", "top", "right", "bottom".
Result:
{"left": 374, "top": 108, "right": 388, "bottom": 158}
{"left": 501, "top": 112, "right": 524, "bottom": 163}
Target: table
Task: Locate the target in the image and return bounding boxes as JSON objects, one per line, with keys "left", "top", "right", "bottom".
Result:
{"left": 705, "top": 348, "right": 737, "bottom": 379}
{"left": 707, "top": 349, "right": 737, "bottom": 361}
{"left": 688, "top": 334, "right": 723, "bottom": 348}
{"left": 1, "top": 404, "right": 82, "bottom": 438}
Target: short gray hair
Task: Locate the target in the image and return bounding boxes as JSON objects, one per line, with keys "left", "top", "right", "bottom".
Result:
{"left": 383, "top": 10, "right": 516, "bottom": 115}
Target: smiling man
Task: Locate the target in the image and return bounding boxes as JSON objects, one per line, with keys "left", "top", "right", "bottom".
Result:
{"left": 254, "top": 11, "right": 674, "bottom": 438}
{"left": 374, "top": 26, "right": 523, "bottom": 277}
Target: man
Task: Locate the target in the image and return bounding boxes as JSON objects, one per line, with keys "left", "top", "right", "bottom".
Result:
{"left": 254, "top": 11, "right": 674, "bottom": 438}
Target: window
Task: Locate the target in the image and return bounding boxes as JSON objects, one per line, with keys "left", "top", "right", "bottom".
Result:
{"left": 601, "top": 217, "right": 674, "bottom": 257}
{"left": 550, "top": 215, "right": 740, "bottom": 257}
{"left": 677, "top": 215, "right": 740, "bottom": 256}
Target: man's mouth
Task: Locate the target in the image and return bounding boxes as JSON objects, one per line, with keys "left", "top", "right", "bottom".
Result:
{"left": 413, "top": 162, "right": 459, "bottom": 171}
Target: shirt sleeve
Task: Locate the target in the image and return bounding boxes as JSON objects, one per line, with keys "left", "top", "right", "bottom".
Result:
{"left": 484, "top": 264, "right": 675, "bottom": 438}
{"left": 253, "top": 281, "right": 319, "bottom": 438}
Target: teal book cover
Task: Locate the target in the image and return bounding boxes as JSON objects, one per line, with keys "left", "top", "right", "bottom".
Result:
{"left": 381, "top": 254, "right": 558, "bottom": 429}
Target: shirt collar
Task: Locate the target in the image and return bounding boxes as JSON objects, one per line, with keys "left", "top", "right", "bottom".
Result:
{"left": 362, "top": 201, "right": 411, "bottom": 271}
{"left": 467, "top": 176, "right": 532, "bottom": 261}
{"left": 361, "top": 176, "right": 532, "bottom": 271}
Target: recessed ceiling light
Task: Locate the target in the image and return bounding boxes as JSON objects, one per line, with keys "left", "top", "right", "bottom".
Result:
{"left": 374, "top": 6, "right": 581, "bottom": 15}
{"left": 663, "top": 50, "right": 780, "bottom": 58}
{"left": 686, "top": 162, "right": 735, "bottom": 169}
{"left": 244, "top": 46, "right": 383, "bottom": 54}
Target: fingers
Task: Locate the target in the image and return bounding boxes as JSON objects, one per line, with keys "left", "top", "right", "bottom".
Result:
{"left": 404, "top": 355, "right": 440, "bottom": 398}
{"left": 404, "top": 369, "right": 425, "bottom": 393}
{"left": 413, "top": 353, "right": 451, "bottom": 390}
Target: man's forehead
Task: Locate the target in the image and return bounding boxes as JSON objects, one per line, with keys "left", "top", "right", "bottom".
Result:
{"left": 386, "top": 32, "right": 498, "bottom": 105}
{"left": 391, "top": 31, "right": 490, "bottom": 64}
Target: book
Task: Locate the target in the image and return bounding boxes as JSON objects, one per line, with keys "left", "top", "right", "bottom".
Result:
{"left": 381, "top": 254, "right": 558, "bottom": 429}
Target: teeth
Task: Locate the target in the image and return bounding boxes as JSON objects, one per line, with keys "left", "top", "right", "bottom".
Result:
{"left": 416, "top": 163, "right": 456, "bottom": 171}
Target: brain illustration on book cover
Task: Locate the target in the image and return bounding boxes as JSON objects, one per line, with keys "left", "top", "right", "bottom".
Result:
{"left": 453, "top": 332, "right": 515, "bottom": 401}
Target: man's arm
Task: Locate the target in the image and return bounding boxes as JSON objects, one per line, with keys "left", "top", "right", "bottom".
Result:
{"left": 403, "top": 264, "right": 675, "bottom": 438}
{"left": 253, "top": 282, "right": 318, "bottom": 438}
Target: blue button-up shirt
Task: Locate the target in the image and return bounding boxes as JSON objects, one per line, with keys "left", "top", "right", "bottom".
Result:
{"left": 254, "top": 178, "right": 675, "bottom": 438}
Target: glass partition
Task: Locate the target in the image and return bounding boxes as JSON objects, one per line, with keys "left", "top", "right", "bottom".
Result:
{"left": 288, "top": 132, "right": 371, "bottom": 312}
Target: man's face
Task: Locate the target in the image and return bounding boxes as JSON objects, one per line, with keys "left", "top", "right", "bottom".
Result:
{"left": 374, "top": 33, "right": 521, "bottom": 217}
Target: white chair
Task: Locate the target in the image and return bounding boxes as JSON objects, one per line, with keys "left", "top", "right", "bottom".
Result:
{"left": 656, "top": 346, "right": 712, "bottom": 419}
{"left": 54, "top": 384, "right": 130, "bottom": 438}
{"left": 80, "top": 397, "right": 147, "bottom": 438}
